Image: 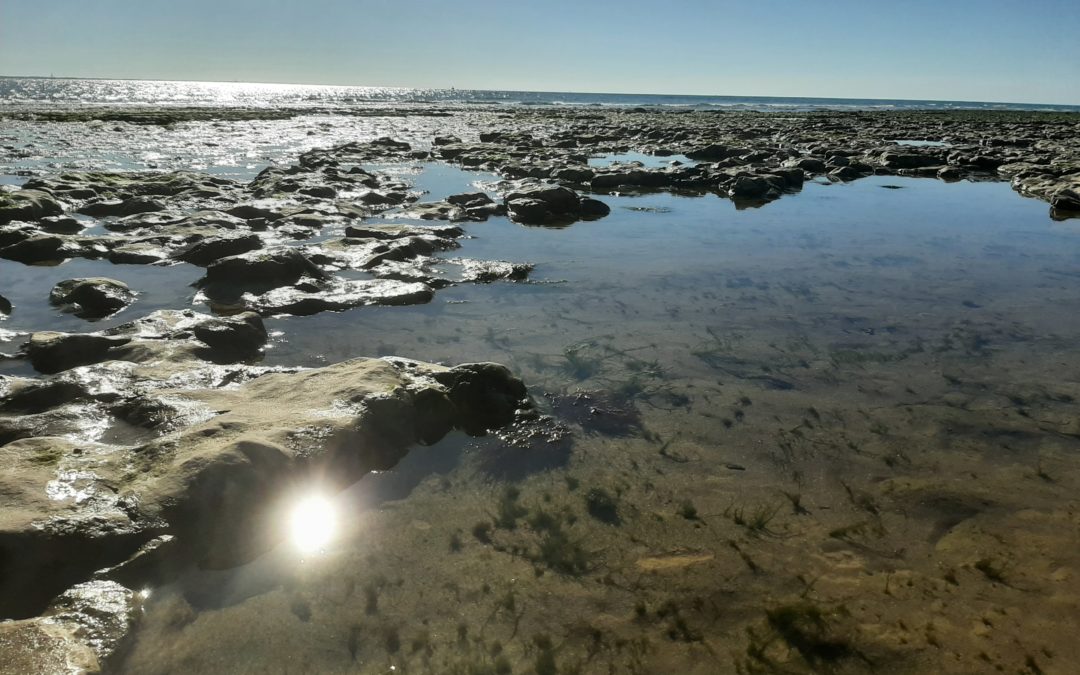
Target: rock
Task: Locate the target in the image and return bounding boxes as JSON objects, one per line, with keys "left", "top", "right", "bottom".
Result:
{"left": 171, "top": 233, "right": 263, "bottom": 266}
{"left": 1051, "top": 188, "right": 1080, "bottom": 211}
{"left": 24, "top": 332, "right": 132, "bottom": 374}
{"left": 578, "top": 198, "right": 612, "bottom": 218}
{"left": 0, "top": 580, "right": 136, "bottom": 673}
{"left": 107, "top": 243, "right": 169, "bottom": 265}
{"left": 788, "top": 157, "right": 827, "bottom": 172}
{"left": 446, "top": 192, "right": 493, "bottom": 207}
{"left": 504, "top": 185, "right": 610, "bottom": 226}
{"left": 431, "top": 362, "right": 528, "bottom": 436}
{"left": 78, "top": 197, "right": 165, "bottom": 218}
{"left": 242, "top": 278, "right": 434, "bottom": 316}
{"left": 39, "top": 215, "right": 86, "bottom": 234}
{"left": 344, "top": 223, "right": 464, "bottom": 240}
{"left": 0, "top": 189, "right": 65, "bottom": 224}
{"left": 685, "top": 144, "right": 734, "bottom": 161}
{"left": 454, "top": 259, "right": 533, "bottom": 282}
{"left": 0, "top": 234, "right": 71, "bottom": 263}
{"left": 50, "top": 278, "right": 136, "bottom": 320}
{"left": 0, "top": 294, "right": 10, "bottom": 316}
{"left": 728, "top": 175, "right": 771, "bottom": 199}
{"left": 880, "top": 151, "right": 946, "bottom": 170}
{"left": 202, "top": 247, "right": 327, "bottom": 290}
{"left": 192, "top": 312, "right": 268, "bottom": 356}
{"left": 129, "top": 357, "right": 527, "bottom": 567}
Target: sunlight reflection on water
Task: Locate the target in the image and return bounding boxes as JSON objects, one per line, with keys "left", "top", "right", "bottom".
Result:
{"left": 289, "top": 495, "right": 337, "bottom": 554}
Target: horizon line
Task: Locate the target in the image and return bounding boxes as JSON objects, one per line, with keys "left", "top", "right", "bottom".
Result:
{"left": 2, "top": 73, "right": 1078, "bottom": 109}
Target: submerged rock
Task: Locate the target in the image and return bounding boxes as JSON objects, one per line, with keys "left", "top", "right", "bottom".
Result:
{"left": 49, "top": 278, "right": 136, "bottom": 320}
{"left": 0, "top": 580, "right": 136, "bottom": 673}
{"left": 0, "top": 353, "right": 538, "bottom": 616}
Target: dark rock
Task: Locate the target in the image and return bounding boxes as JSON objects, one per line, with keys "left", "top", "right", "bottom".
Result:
{"left": 24, "top": 332, "right": 131, "bottom": 374}
{"left": 0, "top": 294, "right": 10, "bottom": 316}
{"left": 578, "top": 198, "right": 612, "bottom": 218}
{"left": 49, "top": 278, "right": 136, "bottom": 320}
{"left": 686, "top": 144, "right": 734, "bottom": 161}
{"left": 226, "top": 204, "right": 283, "bottom": 221}
{"left": 504, "top": 185, "right": 609, "bottom": 225}
{"left": 432, "top": 362, "right": 529, "bottom": 436}
{"left": 0, "top": 189, "right": 64, "bottom": 224}
{"left": 78, "top": 197, "right": 165, "bottom": 218}
{"left": 446, "top": 192, "right": 494, "bottom": 207}
{"left": 192, "top": 312, "right": 268, "bottom": 355}
{"left": 0, "top": 235, "right": 70, "bottom": 263}
{"left": 880, "top": 151, "right": 946, "bottom": 170}
{"left": 1051, "top": 188, "right": 1080, "bottom": 211}
{"left": 38, "top": 216, "right": 86, "bottom": 234}
{"left": 203, "top": 247, "right": 327, "bottom": 289}
{"left": 172, "top": 233, "right": 263, "bottom": 266}
{"left": 728, "top": 175, "right": 771, "bottom": 199}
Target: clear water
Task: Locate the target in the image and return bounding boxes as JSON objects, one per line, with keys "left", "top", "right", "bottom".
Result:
{"left": 83, "top": 170, "right": 1080, "bottom": 673}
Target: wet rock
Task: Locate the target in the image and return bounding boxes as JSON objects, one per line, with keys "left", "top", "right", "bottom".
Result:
{"left": 431, "top": 362, "right": 528, "bottom": 435}
{"left": 0, "top": 234, "right": 72, "bottom": 264}
{"left": 113, "top": 357, "right": 531, "bottom": 567}
{"left": 78, "top": 197, "right": 165, "bottom": 218}
{"left": 446, "top": 191, "right": 493, "bottom": 207}
{"left": 880, "top": 151, "right": 947, "bottom": 170}
{"left": 191, "top": 312, "right": 268, "bottom": 356}
{"left": 1051, "top": 187, "right": 1080, "bottom": 212}
{"left": 171, "top": 233, "right": 263, "bottom": 266}
{"left": 0, "top": 580, "right": 137, "bottom": 673}
{"left": 202, "top": 247, "right": 327, "bottom": 290}
{"left": 504, "top": 185, "right": 610, "bottom": 226}
{"left": 39, "top": 215, "right": 87, "bottom": 234}
{"left": 0, "top": 189, "right": 65, "bottom": 224}
{"left": 0, "top": 294, "right": 10, "bottom": 316}
{"left": 685, "top": 144, "right": 736, "bottom": 161}
{"left": 344, "top": 223, "right": 464, "bottom": 240}
{"left": 242, "top": 278, "right": 433, "bottom": 316}
{"left": 728, "top": 175, "right": 771, "bottom": 199}
{"left": 453, "top": 259, "right": 532, "bottom": 283}
{"left": 107, "top": 242, "right": 169, "bottom": 265}
{"left": 24, "top": 332, "right": 131, "bottom": 374}
{"left": 50, "top": 278, "right": 136, "bottom": 320}
{"left": 0, "top": 378, "right": 90, "bottom": 413}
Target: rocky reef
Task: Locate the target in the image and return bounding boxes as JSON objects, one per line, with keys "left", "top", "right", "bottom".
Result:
{"left": 2, "top": 105, "right": 1079, "bottom": 672}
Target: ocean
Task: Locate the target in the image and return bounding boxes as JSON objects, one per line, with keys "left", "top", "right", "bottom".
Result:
{"left": 2, "top": 76, "right": 1079, "bottom": 112}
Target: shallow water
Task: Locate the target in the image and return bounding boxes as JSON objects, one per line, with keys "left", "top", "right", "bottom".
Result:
{"left": 96, "top": 170, "right": 1080, "bottom": 673}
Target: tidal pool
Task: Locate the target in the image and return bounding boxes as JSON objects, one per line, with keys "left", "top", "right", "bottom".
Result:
{"left": 107, "top": 172, "right": 1080, "bottom": 673}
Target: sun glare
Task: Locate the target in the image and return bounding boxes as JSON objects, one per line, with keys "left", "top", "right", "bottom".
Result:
{"left": 290, "top": 495, "right": 336, "bottom": 554}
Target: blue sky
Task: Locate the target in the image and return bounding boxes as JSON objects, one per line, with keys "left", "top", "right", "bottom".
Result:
{"left": 1, "top": 0, "right": 1078, "bottom": 104}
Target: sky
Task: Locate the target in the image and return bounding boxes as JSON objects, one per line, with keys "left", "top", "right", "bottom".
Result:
{"left": 1, "top": 0, "right": 1078, "bottom": 104}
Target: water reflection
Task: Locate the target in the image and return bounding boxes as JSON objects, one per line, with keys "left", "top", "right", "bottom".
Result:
{"left": 288, "top": 495, "right": 337, "bottom": 554}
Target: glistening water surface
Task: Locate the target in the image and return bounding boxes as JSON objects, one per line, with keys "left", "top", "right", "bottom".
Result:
{"left": 110, "top": 173, "right": 1080, "bottom": 673}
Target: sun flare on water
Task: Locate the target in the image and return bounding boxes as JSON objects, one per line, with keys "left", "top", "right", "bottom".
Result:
{"left": 289, "top": 495, "right": 337, "bottom": 554}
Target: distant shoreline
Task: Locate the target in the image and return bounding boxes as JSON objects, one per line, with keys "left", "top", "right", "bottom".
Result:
{"left": 1, "top": 75, "right": 1078, "bottom": 111}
